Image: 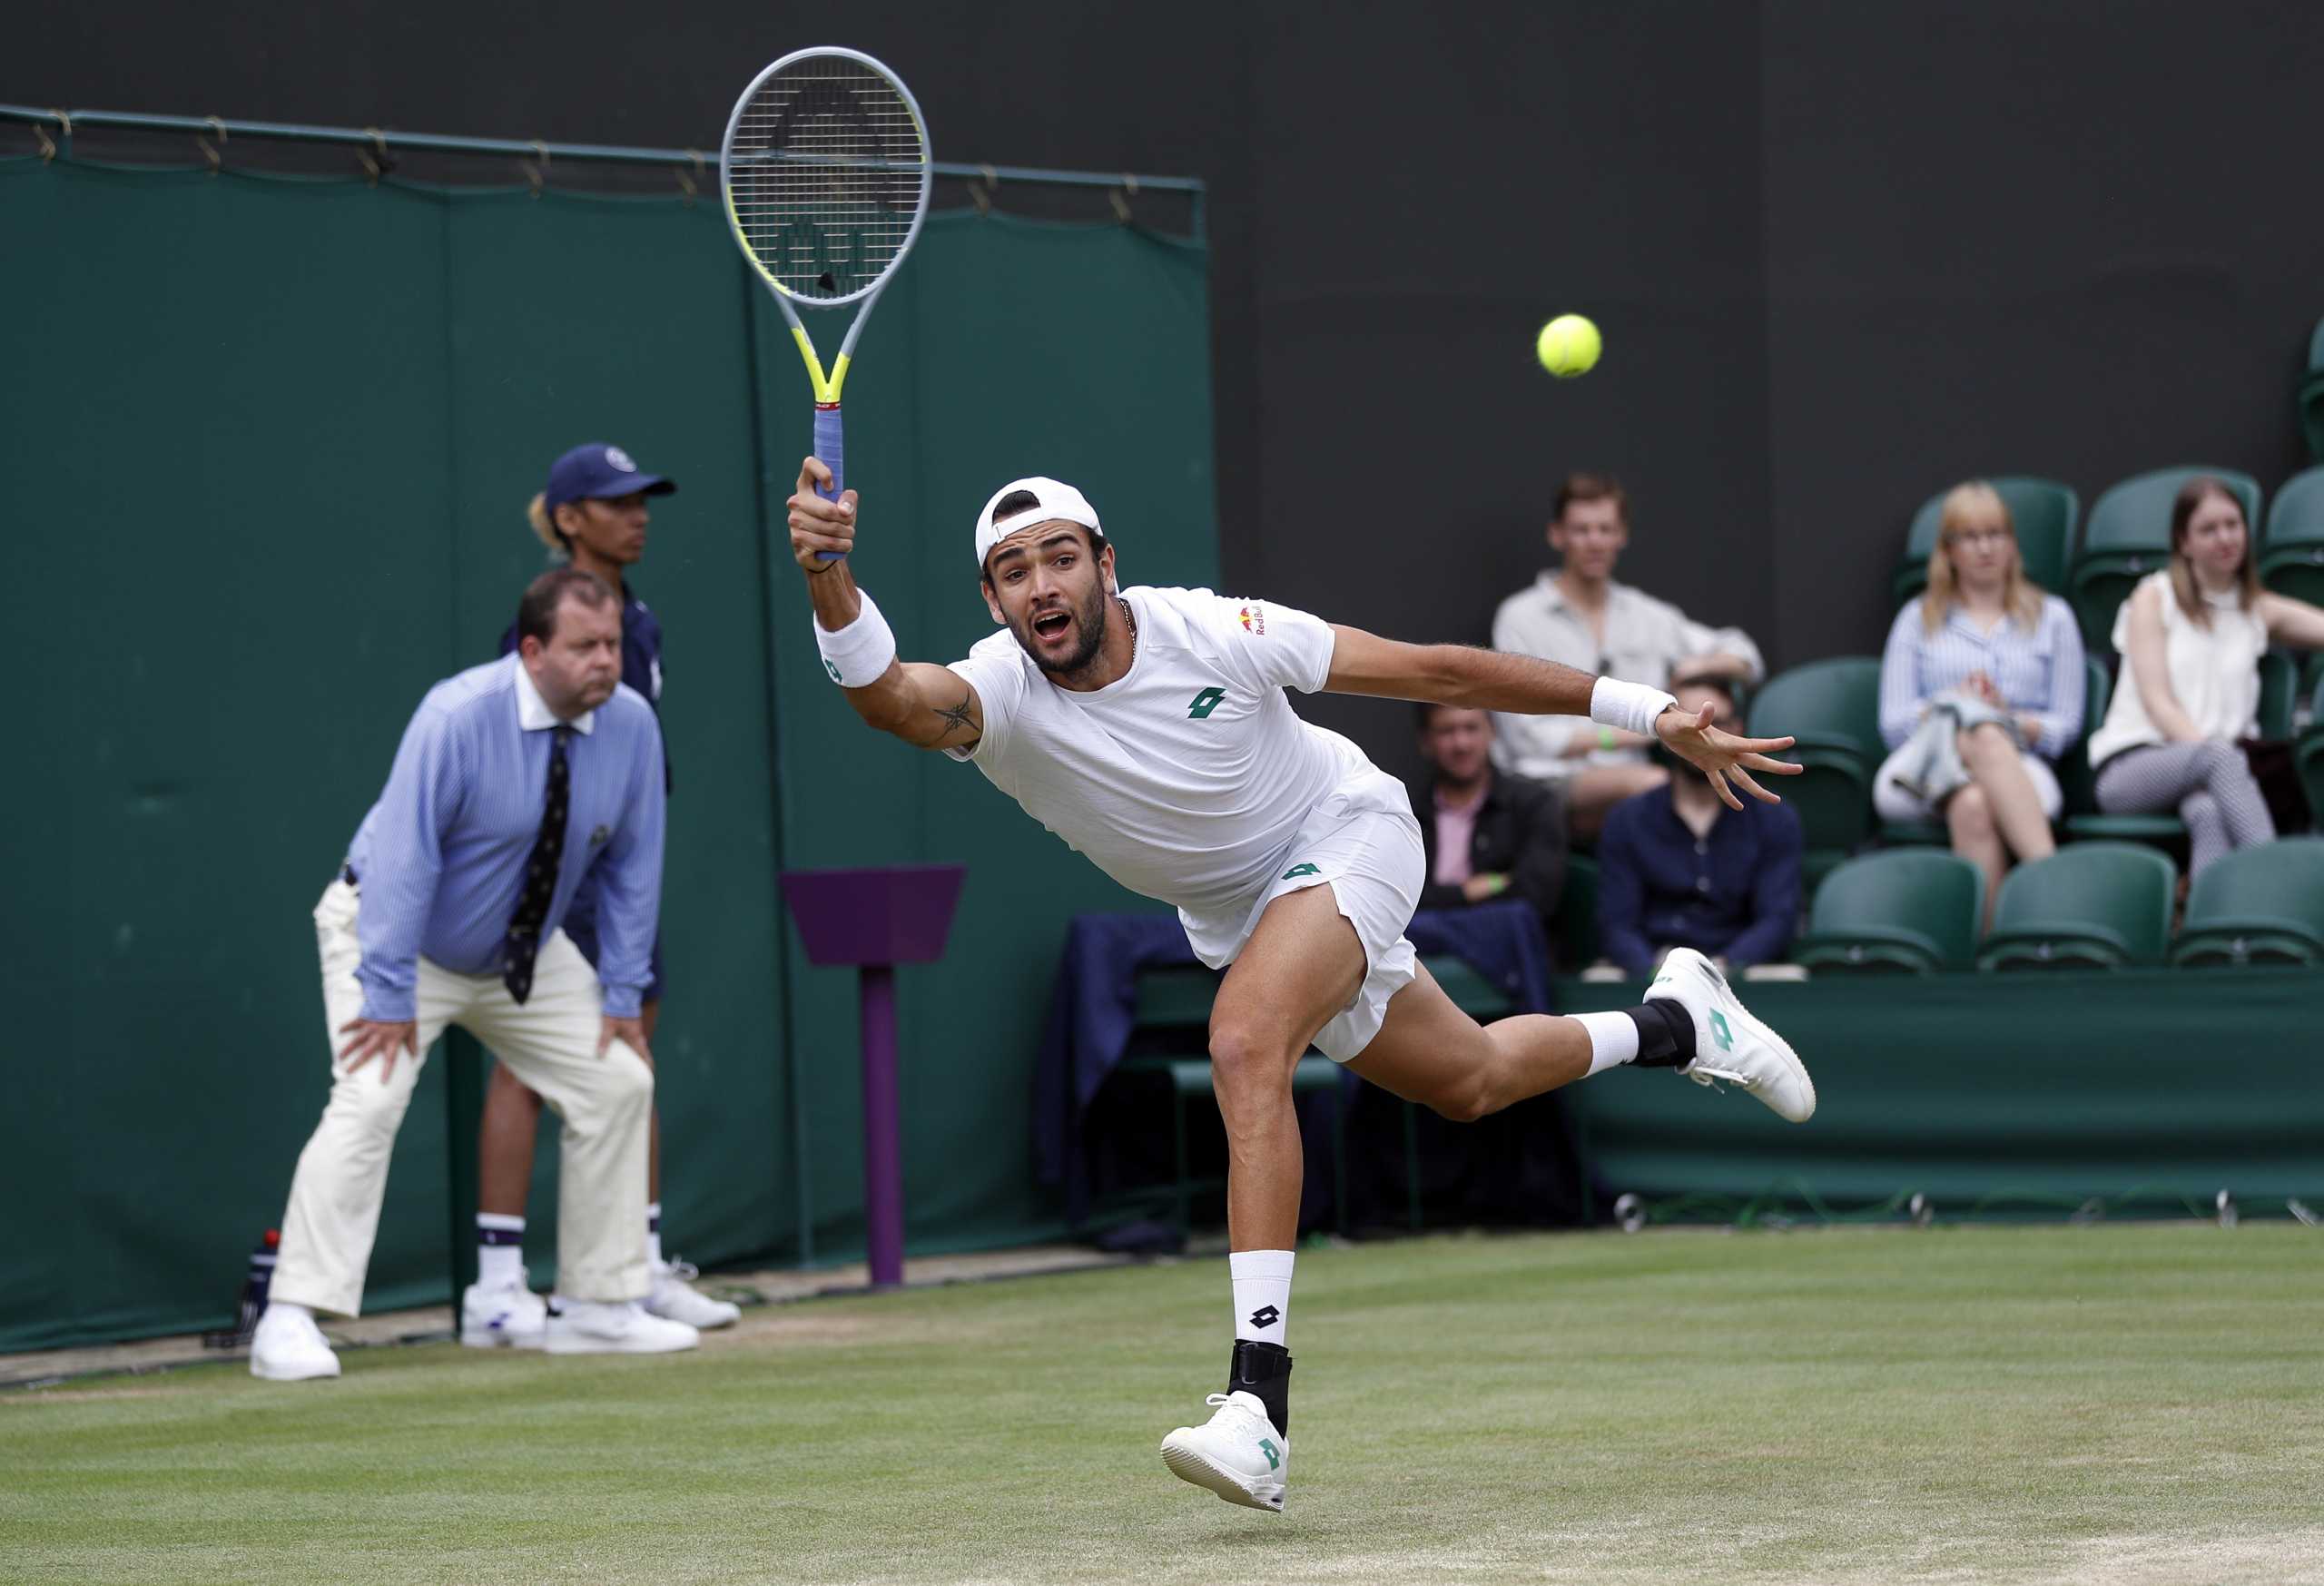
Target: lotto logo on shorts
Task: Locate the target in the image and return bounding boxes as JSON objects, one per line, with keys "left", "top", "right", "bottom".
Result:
{"left": 1237, "top": 603, "right": 1266, "bottom": 635}
{"left": 1281, "top": 862, "right": 1321, "bottom": 880}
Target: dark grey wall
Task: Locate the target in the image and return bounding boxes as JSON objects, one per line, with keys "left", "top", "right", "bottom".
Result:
{"left": 18, "top": 1, "right": 2322, "bottom": 783}
{"left": 1758, "top": 2, "right": 2322, "bottom": 682}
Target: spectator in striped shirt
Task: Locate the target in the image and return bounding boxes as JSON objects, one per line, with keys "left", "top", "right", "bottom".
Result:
{"left": 1875, "top": 481, "right": 2086, "bottom": 921}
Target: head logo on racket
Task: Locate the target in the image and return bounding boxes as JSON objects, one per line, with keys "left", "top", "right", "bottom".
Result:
{"left": 721, "top": 47, "right": 932, "bottom": 550}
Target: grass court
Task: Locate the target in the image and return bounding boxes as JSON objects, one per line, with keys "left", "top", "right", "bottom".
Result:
{"left": 7, "top": 1224, "right": 2320, "bottom": 1585}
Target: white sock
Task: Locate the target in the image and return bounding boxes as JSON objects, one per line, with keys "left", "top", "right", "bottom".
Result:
{"left": 646, "top": 1202, "right": 665, "bottom": 1268}
{"left": 1576, "top": 1011, "right": 1640, "bottom": 1078}
{"left": 1230, "top": 1249, "right": 1295, "bottom": 1345}
{"left": 477, "top": 1212, "right": 525, "bottom": 1289}
{"left": 267, "top": 1300, "right": 312, "bottom": 1323}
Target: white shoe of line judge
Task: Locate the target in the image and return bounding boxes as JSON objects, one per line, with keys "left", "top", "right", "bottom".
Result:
{"left": 545, "top": 1298, "right": 698, "bottom": 1355}
{"left": 251, "top": 1295, "right": 694, "bottom": 1379}
{"left": 645, "top": 1256, "right": 742, "bottom": 1330}
{"left": 248, "top": 1304, "right": 342, "bottom": 1382}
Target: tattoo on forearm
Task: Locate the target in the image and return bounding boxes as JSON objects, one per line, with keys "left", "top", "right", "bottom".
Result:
{"left": 931, "top": 686, "right": 974, "bottom": 735}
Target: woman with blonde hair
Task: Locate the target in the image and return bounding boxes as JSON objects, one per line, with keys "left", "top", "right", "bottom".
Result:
{"left": 1875, "top": 481, "right": 2087, "bottom": 919}
{"left": 2087, "top": 476, "right": 2324, "bottom": 874}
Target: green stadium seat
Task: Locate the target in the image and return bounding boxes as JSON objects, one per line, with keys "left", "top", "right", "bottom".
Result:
{"left": 2259, "top": 466, "right": 2324, "bottom": 607}
{"left": 1792, "top": 850, "right": 1984, "bottom": 974}
{"left": 2303, "top": 317, "right": 2324, "bottom": 465}
{"left": 1556, "top": 853, "right": 1600, "bottom": 970}
{"left": 1976, "top": 842, "right": 2177, "bottom": 971}
{"left": 1798, "top": 848, "right": 1850, "bottom": 897}
{"left": 1746, "top": 657, "right": 1883, "bottom": 876}
{"left": 1893, "top": 476, "right": 2079, "bottom": 608}
{"left": 2257, "top": 649, "right": 2299, "bottom": 741}
{"left": 2068, "top": 467, "right": 2263, "bottom": 654}
{"left": 2053, "top": 655, "right": 2111, "bottom": 818}
{"left": 2171, "top": 836, "right": 2324, "bottom": 967}
{"left": 2297, "top": 671, "right": 2324, "bottom": 832}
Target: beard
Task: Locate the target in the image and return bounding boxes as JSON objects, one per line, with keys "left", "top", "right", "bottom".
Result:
{"left": 1013, "top": 582, "right": 1111, "bottom": 676}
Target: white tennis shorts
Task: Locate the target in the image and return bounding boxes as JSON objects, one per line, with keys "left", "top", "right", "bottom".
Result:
{"left": 1179, "top": 765, "right": 1425, "bottom": 1063}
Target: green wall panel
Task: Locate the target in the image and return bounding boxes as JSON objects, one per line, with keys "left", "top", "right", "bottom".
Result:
{"left": 0, "top": 161, "right": 1219, "bottom": 1349}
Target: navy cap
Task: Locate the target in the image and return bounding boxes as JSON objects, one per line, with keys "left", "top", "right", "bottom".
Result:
{"left": 544, "top": 443, "right": 677, "bottom": 508}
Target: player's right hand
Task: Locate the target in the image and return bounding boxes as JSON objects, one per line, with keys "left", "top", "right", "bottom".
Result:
{"left": 339, "top": 1017, "right": 419, "bottom": 1082}
{"left": 787, "top": 457, "right": 859, "bottom": 570}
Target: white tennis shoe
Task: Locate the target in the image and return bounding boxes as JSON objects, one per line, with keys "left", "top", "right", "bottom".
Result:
{"left": 1645, "top": 947, "right": 1817, "bottom": 1122}
{"left": 248, "top": 1305, "right": 341, "bottom": 1382}
{"left": 545, "top": 1299, "right": 699, "bottom": 1355}
{"left": 1160, "top": 1390, "right": 1289, "bottom": 1512}
{"left": 645, "top": 1258, "right": 742, "bottom": 1330}
{"left": 460, "top": 1276, "right": 547, "bottom": 1349}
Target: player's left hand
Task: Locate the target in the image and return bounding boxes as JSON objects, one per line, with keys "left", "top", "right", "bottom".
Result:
{"left": 1654, "top": 704, "right": 1801, "bottom": 810}
{"left": 600, "top": 1014, "right": 653, "bottom": 1064}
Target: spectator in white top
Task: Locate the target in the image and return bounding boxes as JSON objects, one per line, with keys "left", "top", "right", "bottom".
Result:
{"left": 1876, "top": 481, "right": 2085, "bottom": 922}
{"left": 2088, "top": 475, "right": 2324, "bottom": 875}
{"left": 1491, "top": 473, "right": 1765, "bottom": 836}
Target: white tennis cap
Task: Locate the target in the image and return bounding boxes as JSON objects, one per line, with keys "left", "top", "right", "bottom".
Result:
{"left": 974, "top": 476, "right": 1104, "bottom": 570}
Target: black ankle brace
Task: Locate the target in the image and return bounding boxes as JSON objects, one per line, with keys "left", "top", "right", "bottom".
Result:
{"left": 1624, "top": 999, "right": 1697, "bottom": 1069}
{"left": 1228, "top": 1338, "right": 1293, "bottom": 1435}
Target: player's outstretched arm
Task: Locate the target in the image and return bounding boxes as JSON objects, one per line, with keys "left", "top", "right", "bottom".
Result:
{"left": 1324, "top": 624, "right": 1800, "bottom": 810}
{"left": 787, "top": 458, "right": 984, "bottom": 753}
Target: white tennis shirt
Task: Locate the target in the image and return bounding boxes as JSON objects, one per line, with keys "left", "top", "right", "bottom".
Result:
{"left": 945, "top": 585, "right": 1387, "bottom": 921}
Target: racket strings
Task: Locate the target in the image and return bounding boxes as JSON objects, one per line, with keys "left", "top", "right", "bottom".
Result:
{"left": 730, "top": 57, "right": 927, "bottom": 302}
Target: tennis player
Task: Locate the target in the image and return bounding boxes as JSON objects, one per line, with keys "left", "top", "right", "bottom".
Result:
{"left": 786, "top": 459, "right": 1815, "bottom": 1513}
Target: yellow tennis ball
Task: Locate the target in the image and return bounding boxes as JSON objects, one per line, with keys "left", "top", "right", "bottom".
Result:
{"left": 1536, "top": 314, "right": 1601, "bottom": 379}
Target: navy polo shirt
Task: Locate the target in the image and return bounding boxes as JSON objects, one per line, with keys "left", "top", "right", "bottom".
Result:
{"left": 1594, "top": 785, "right": 1803, "bottom": 979}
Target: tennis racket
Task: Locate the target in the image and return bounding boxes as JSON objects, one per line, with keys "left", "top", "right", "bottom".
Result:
{"left": 720, "top": 46, "right": 932, "bottom": 556}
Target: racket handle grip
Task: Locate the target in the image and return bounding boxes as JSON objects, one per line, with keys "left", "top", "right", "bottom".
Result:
{"left": 812, "top": 404, "right": 845, "bottom": 563}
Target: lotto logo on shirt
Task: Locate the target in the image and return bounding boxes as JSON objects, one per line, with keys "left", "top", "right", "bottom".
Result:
{"left": 1238, "top": 603, "right": 1267, "bottom": 635}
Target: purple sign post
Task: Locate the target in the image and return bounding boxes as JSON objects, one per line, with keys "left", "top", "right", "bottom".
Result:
{"left": 779, "top": 864, "right": 967, "bottom": 1289}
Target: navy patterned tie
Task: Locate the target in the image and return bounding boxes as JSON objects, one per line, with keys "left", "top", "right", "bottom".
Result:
{"left": 500, "top": 725, "right": 572, "bottom": 1005}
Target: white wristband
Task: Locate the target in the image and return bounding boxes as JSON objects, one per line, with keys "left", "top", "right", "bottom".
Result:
{"left": 814, "top": 589, "right": 898, "bottom": 687}
{"left": 1590, "top": 675, "right": 1679, "bottom": 738}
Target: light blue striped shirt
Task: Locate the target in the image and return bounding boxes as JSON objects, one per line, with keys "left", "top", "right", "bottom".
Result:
{"left": 345, "top": 655, "right": 665, "bottom": 1020}
{"left": 1877, "top": 595, "right": 2087, "bottom": 758}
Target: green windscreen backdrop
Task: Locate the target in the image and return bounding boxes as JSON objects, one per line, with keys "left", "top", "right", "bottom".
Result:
{"left": 0, "top": 157, "right": 1216, "bottom": 1351}
{"left": 1557, "top": 971, "right": 2324, "bottom": 1217}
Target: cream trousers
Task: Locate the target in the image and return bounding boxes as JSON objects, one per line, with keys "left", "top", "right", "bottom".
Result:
{"left": 271, "top": 879, "right": 653, "bottom": 1316}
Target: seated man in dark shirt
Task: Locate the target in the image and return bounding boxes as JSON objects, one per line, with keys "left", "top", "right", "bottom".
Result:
{"left": 1596, "top": 676, "right": 1803, "bottom": 978}
{"left": 1405, "top": 704, "right": 1568, "bottom": 946}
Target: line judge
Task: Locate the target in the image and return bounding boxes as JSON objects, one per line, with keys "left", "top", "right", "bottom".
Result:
{"left": 251, "top": 567, "right": 694, "bottom": 1380}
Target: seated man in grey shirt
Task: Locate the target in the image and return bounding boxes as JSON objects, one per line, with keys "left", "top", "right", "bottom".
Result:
{"left": 1491, "top": 472, "right": 1764, "bottom": 836}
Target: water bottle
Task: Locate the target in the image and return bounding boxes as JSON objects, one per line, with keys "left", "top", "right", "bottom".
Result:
{"left": 234, "top": 1229, "right": 280, "bottom": 1339}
